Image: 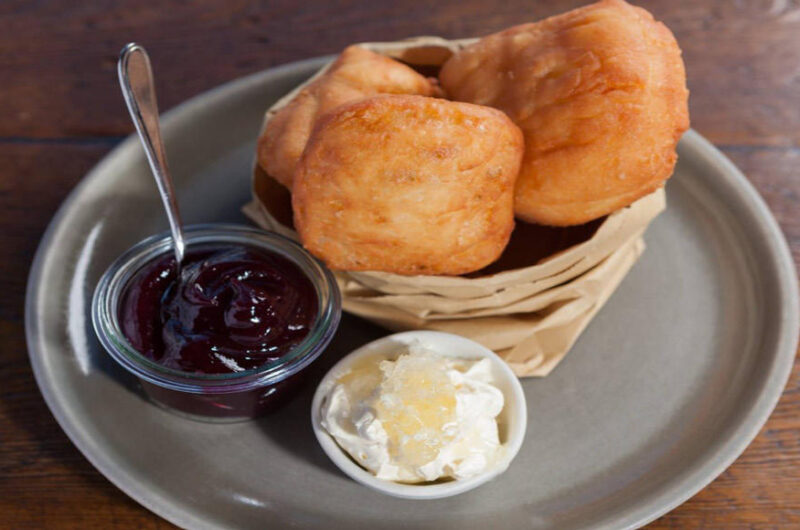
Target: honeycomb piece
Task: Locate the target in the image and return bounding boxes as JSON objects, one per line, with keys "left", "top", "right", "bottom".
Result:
{"left": 374, "top": 353, "right": 457, "bottom": 470}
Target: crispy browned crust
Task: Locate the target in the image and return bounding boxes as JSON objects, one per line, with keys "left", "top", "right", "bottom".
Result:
{"left": 439, "top": 0, "right": 689, "bottom": 226}
{"left": 257, "top": 45, "right": 439, "bottom": 189}
{"left": 292, "top": 94, "right": 524, "bottom": 275}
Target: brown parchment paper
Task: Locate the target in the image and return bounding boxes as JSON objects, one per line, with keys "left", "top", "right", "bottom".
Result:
{"left": 242, "top": 37, "right": 668, "bottom": 377}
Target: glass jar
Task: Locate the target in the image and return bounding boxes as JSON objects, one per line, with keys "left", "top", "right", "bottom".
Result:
{"left": 92, "top": 224, "right": 341, "bottom": 422}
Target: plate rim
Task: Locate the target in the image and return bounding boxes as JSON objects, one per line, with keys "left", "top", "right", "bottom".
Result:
{"left": 24, "top": 56, "right": 799, "bottom": 530}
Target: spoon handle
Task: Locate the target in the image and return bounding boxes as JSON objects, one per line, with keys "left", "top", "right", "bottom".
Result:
{"left": 118, "top": 42, "right": 186, "bottom": 265}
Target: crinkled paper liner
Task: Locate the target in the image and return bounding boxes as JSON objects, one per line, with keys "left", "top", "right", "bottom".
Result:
{"left": 243, "top": 36, "right": 668, "bottom": 377}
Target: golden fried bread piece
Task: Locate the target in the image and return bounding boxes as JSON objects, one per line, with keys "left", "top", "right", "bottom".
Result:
{"left": 439, "top": 0, "right": 689, "bottom": 225}
{"left": 257, "top": 45, "right": 439, "bottom": 189}
{"left": 292, "top": 94, "right": 524, "bottom": 275}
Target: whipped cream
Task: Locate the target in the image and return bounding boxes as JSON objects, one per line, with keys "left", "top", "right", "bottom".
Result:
{"left": 320, "top": 342, "right": 505, "bottom": 483}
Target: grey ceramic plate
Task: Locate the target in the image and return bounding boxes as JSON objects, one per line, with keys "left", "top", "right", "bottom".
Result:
{"left": 26, "top": 57, "right": 799, "bottom": 530}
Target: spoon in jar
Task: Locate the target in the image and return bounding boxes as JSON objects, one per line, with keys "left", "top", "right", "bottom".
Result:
{"left": 117, "top": 42, "right": 186, "bottom": 268}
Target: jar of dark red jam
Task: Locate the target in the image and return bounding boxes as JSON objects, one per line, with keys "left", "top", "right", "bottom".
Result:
{"left": 92, "top": 224, "right": 341, "bottom": 422}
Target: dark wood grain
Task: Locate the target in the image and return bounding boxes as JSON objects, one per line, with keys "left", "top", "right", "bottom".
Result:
{"left": 1, "top": 0, "right": 798, "bottom": 528}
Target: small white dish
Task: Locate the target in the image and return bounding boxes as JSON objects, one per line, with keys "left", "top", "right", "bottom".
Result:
{"left": 310, "top": 330, "right": 527, "bottom": 500}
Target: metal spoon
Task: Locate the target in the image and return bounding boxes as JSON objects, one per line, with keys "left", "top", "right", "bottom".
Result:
{"left": 118, "top": 42, "right": 186, "bottom": 267}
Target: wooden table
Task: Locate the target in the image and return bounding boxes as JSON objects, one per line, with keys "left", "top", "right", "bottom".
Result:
{"left": 2, "top": 1, "right": 799, "bottom": 527}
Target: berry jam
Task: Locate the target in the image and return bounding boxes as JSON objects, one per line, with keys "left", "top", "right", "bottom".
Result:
{"left": 119, "top": 245, "right": 318, "bottom": 374}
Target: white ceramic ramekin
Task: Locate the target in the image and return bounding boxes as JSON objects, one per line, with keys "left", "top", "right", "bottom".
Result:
{"left": 311, "top": 330, "right": 527, "bottom": 499}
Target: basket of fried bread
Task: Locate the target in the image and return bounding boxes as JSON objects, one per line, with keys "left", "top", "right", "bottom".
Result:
{"left": 243, "top": 0, "right": 689, "bottom": 377}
